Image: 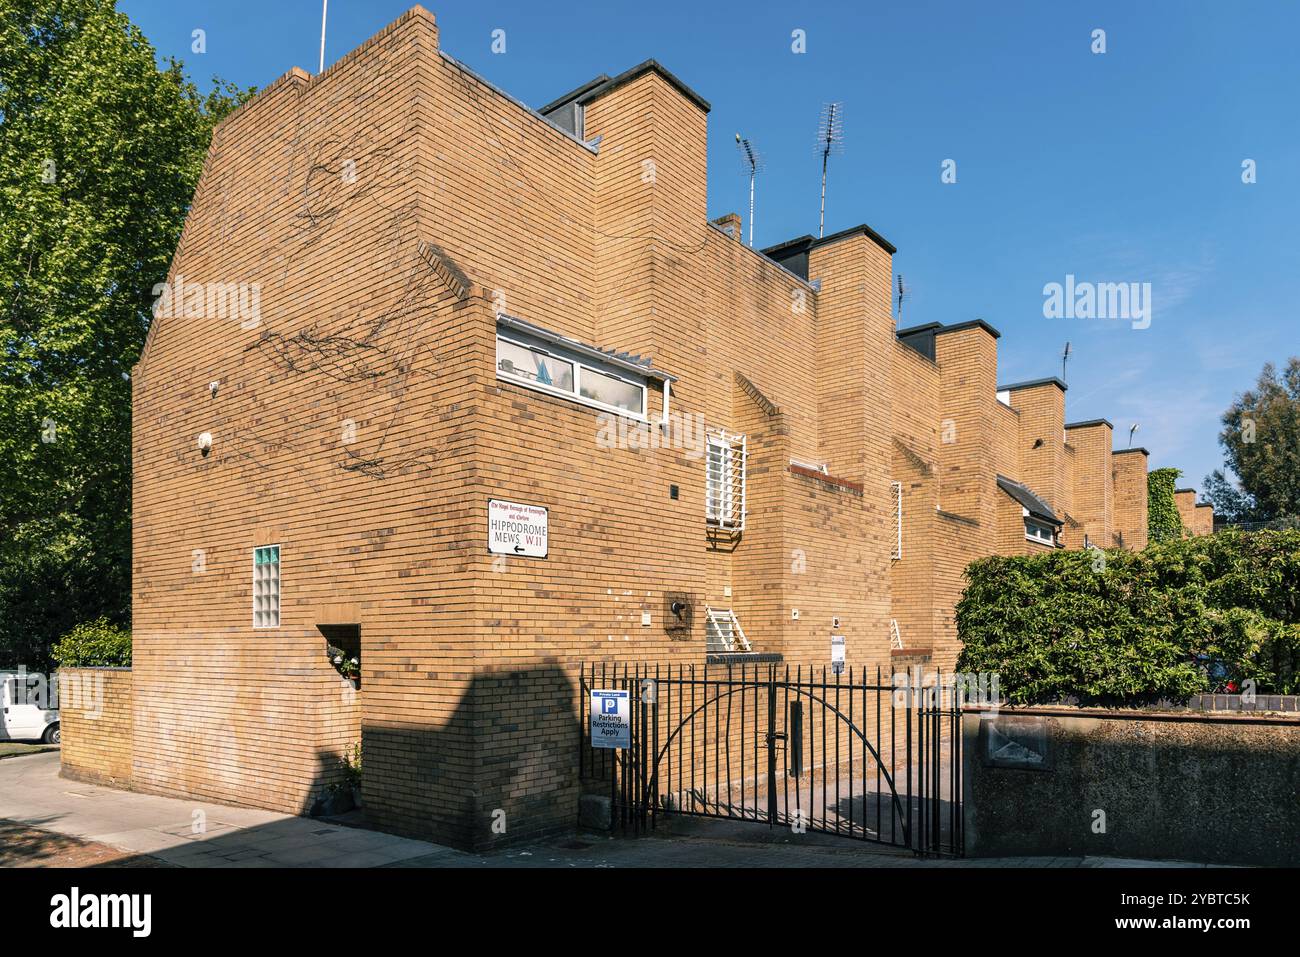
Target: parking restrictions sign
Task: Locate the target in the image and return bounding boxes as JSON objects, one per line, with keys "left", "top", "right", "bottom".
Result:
{"left": 589, "top": 689, "right": 630, "bottom": 750}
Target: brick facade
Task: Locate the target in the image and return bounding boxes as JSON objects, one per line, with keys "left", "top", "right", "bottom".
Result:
{"left": 58, "top": 668, "right": 134, "bottom": 789}
{"left": 68, "top": 7, "right": 1213, "bottom": 849}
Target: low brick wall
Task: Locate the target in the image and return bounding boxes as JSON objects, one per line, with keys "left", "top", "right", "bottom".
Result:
{"left": 962, "top": 705, "right": 1300, "bottom": 866}
{"left": 58, "top": 668, "right": 133, "bottom": 788}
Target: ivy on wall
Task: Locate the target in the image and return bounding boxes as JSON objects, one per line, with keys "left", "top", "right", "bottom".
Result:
{"left": 1148, "top": 467, "right": 1185, "bottom": 543}
{"left": 956, "top": 530, "right": 1300, "bottom": 705}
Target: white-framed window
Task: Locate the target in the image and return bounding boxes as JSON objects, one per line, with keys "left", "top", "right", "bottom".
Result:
{"left": 252, "top": 545, "right": 280, "bottom": 628}
{"left": 495, "top": 331, "right": 646, "bottom": 419}
{"left": 1024, "top": 518, "right": 1056, "bottom": 546}
{"left": 891, "top": 481, "right": 903, "bottom": 560}
{"left": 706, "top": 431, "right": 747, "bottom": 531}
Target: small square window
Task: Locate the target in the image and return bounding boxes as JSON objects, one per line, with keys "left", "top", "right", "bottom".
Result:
{"left": 253, "top": 545, "right": 280, "bottom": 628}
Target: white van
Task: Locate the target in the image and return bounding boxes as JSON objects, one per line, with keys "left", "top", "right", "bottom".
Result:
{"left": 0, "top": 672, "right": 59, "bottom": 744}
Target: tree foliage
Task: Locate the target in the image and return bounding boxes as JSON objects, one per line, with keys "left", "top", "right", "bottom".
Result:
{"left": 1204, "top": 357, "right": 1300, "bottom": 525}
{"left": 956, "top": 530, "right": 1300, "bottom": 705}
{"left": 1147, "top": 466, "right": 1183, "bottom": 543}
{"left": 50, "top": 615, "right": 130, "bottom": 666}
{"left": 0, "top": 0, "right": 252, "bottom": 668}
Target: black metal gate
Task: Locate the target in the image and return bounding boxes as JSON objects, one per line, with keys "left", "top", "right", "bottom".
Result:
{"left": 579, "top": 662, "right": 962, "bottom": 856}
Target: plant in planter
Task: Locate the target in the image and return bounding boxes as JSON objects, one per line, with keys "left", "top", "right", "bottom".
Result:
{"left": 326, "top": 643, "right": 360, "bottom": 685}
{"left": 312, "top": 743, "right": 363, "bottom": 817}
{"left": 339, "top": 742, "right": 362, "bottom": 808}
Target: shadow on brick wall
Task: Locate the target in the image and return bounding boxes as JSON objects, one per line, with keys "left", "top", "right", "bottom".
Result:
{"left": 360, "top": 663, "right": 581, "bottom": 852}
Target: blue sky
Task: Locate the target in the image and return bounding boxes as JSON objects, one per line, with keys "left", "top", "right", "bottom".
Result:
{"left": 121, "top": 0, "right": 1300, "bottom": 492}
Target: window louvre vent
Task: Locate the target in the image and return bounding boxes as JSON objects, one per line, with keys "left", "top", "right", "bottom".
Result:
{"left": 706, "top": 431, "right": 747, "bottom": 531}
{"left": 891, "top": 481, "right": 903, "bottom": 560}
{"left": 705, "top": 607, "right": 751, "bottom": 653}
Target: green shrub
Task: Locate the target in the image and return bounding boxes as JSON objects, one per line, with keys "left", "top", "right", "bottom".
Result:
{"left": 956, "top": 530, "right": 1300, "bottom": 705}
{"left": 51, "top": 617, "right": 131, "bottom": 668}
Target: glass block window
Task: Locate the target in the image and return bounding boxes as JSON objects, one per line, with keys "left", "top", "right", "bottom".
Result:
{"left": 253, "top": 545, "right": 280, "bottom": 628}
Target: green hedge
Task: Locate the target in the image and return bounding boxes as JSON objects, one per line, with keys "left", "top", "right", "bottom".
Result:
{"left": 955, "top": 530, "right": 1300, "bottom": 705}
{"left": 50, "top": 617, "right": 131, "bottom": 668}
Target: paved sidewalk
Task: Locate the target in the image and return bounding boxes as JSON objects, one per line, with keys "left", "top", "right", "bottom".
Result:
{"left": 0, "top": 752, "right": 1220, "bottom": 868}
{"left": 0, "top": 752, "right": 458, "bottom": 868}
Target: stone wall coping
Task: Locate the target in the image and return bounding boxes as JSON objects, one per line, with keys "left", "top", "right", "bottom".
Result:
{"left": 962, "top": 702, "right": 1300, "bottom": 726}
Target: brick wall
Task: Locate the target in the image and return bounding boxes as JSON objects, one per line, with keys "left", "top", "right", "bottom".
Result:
{"left": 1066, "top": 421, "right": 1114, "bottom": 548}
{"left": 59, "top": 668, "right": 133, "bottom": 788}
{"left": 1174, "top": 489, "right": 1198, "bottom": 534}
{"left": 1112, "top": 448, "right": 1149, "bottom": 549}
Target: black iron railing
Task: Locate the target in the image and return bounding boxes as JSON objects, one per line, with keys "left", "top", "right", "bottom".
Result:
{"left": 579, "top": 662, "right": 963, "bottom": 857}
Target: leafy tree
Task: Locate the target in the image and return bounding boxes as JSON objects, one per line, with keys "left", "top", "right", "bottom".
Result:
{"left": 1147, "top": 467, "right": 1183, "bottom": 543}
{"left": 51, "top": 615, "right": 130, "bottom": 667}
{"left": 1204, "top": 358, "right": 1300, "bottom": 525}
{"left": 0, "top": 0, "right": 252, "bottom": 668}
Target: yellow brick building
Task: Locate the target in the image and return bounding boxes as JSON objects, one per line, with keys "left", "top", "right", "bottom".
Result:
{"left": 64, "top": 7, "right": 1212, "bottom": 849}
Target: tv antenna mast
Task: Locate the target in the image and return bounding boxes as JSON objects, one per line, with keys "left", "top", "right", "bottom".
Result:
{"left": 735, "top": 133, "right": 762, "bottom": 247}
{"left": 816, "top": 102, "right": 844, "bottom": 238}
{"left": 896, "top": 274, "right": 911, "bottom": 321}
{"left": 1061, "top": 341, "right": 1071, "bottom": 383}
{"left": 319, "top": 0, "right": 328, "bottom": 74}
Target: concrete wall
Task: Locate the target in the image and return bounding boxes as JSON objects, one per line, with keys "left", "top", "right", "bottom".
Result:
{"left": 962, "top": 706, "right": 1300, "bottom": 866}
{"left": 59, "top": 668, "right": 133, "bottom": 789}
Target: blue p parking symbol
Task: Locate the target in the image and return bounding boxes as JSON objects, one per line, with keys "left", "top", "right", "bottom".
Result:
{"left": 602, "top": 697, "right": 619, "bottom": 715}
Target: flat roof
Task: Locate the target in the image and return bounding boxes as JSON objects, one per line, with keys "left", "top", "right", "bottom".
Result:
{"left": 1112, "top": 447, "right": 1150, "bottom": 456}
{"left": 997, "top": 376, "right": 1068, "bottom": 393}
{"left": 1065, "top": 418, "right": 1114, "bottom": 430}
{"left": 763, "top": 222, "right": 897, "bottom": 258}
{"left": 935, "top": 318, "right": 1001, "bottom": 340}
{"left": 540, "top": 59, "right": 711, "bottom": 115}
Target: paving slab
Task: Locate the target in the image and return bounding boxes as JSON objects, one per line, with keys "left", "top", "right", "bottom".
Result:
{"left": 0, "top": 752, "right": 441, "bottom": 868}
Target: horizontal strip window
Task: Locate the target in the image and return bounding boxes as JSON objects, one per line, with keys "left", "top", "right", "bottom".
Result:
{"left": 496, "top": 329, "right": 647, "bottom": 419}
